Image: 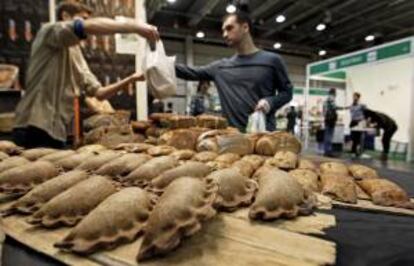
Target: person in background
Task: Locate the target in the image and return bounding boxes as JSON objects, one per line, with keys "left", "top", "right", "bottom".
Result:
{"left": 286, "top": 105, "right": 297, "bottom": 134}
{"left": 165, "top": 102, "right": 174, "bottom": 113}
{"left": 349, "top": 92, "right": 366, "bottom": 157}
{"left": 150, "top": 99, "right": 165, "bottom": 114}
{"left": 190, "top": 80, "right": 211, "bottom": 116}
{"left": 323, "top": 88, "right": 338, "bottom": 157}
{"left": 13, "top": 1, "right": 159, "bottom": 149}
{"left": 363, "top": 108, "right": 398, "bottom": 161}
{"left": 175, "top": 11, "right": 293, "bottom": 132}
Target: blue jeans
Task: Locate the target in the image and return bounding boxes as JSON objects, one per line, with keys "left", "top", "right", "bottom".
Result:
{"left": 324, "top": 126, "right": 335, "bottom": 154}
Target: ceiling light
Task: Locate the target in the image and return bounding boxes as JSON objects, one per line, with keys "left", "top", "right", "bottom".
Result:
{"left": 196, "top": 31, "right": 205, "bottom": 38}
{"left": 319, "top": 50, "right": 327, "bottom": 56}
{"left": 273, "top": 42, "right": 282, "bottom": 49}
{"left": 365, "top": 35, "right": 375, "bottom": 42}
{"left": 275, "top": 15, "right": 286, "bottom": 23}
{"left": 167, "top": 0, "right": 176, "bottom": 3}
{"left": 316, "top": 23, "right": 326, "bottom": 31}
{"left": 226, "top": 4, "right": 237, "bottom": 14}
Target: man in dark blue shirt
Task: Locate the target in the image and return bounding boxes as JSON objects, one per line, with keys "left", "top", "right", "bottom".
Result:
{"left": 175, "top": 12, "right": 293, "bottom": 132}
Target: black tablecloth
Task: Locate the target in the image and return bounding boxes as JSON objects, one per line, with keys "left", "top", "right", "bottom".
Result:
{"left": 2, "top": 167, "right": 414, "bottom": 266}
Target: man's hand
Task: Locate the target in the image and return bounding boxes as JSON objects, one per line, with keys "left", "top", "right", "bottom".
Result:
{"left": 129, "top": 72, "right": 145, "bottom": 83}
{"left": 136, "top": 23, "right": 159, "bottom": 43}
{"left": 255, "top": 99, "right": 271, "bottom": 113}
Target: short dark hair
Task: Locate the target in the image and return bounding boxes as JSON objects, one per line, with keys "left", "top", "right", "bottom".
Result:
{"left": 329, "top": 88, "right": 336, "bottom": 95}
{"left": 197, "top": 80, "right": 210, "bottom": 92}
{"left": 223, "top": 11, "right": 253, "bottom": 33}
{"left": 354, "top": 92, "right": 361, "bottom": 98}
{"left": 56, "top": 1, "right": 92, "bottom": 20}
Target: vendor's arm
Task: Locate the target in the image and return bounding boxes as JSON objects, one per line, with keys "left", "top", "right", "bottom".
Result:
{"left": 94, "top": 72, "right": 144, "bottom": 101}
{"left": 256, "top": 56, "right": 293, "bottom": 113}
{"left": 83, "top": 17, "right": 159, "bottom": 42}
{"left": 46, "top": 18, "right": 158, "bottom": 48}
{"left": 175, "top": 62, "right": 217, "bottom": 81}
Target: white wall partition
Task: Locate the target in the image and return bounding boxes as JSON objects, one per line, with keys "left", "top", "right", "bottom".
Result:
{"left": 305, "top": 37, "right": 414, "bottom": 161}
{"left": 346, "top": 57, "right": 414, "bottom": 143}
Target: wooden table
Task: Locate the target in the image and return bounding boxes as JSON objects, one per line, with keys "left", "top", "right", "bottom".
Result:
{"left": 0, "top": 201, "right": 336, "bottom": 266}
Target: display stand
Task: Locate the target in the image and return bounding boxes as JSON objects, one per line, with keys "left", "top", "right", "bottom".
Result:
{"left": 304, "top": 37, "right": 414, "bottom": 161}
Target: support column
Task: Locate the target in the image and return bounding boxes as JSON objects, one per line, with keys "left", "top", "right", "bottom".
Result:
{"left": 408, "top": 48, "right": 414, "bottom": 162}
{"left": 303, "top": 66, "right": 311, "bottom": 151}
{"left": 49, "top": 0, "right": 56, "bottom": 22}
{"left": 184, "top": 36, "right": 194, "bottom": 114}
{"left": 135, "top": 0, "right": 148, "bottom": 120}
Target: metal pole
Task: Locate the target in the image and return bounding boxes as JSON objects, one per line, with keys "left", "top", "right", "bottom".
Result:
{"left": 304, "top": 65, "right": 311, "bottom": 151}
{"left": 185, "top": 36, "right": 194, "bottom": 114}
{"left": 408, "top": 39, "right": 414, "bottom": 162}
{"left": 135, "top": 0, "right": 148, "bottom": 121}
{"left": 49, "top": 0, "right": 56, "bottom": 22}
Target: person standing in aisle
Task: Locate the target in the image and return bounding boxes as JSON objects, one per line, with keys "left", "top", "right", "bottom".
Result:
{"left": 13, "top": 1, "right": 159, "bottom": 149}
{"left": 190, "top": 80, "right": 211, "bottom": 116}
{"left": 175, "top": 11, "right": 293, "bottom": 132}
{"left": 363, "top": 108, "right": 398, "bottom": 161}
{"left": 286, "top": 105, "right": 297, "bottom": 134}
{"left": 349, "top": 92, "right": 366, "bottom": 157}
{"left": 323, "top": 88, "right": 338, "bottom": 157}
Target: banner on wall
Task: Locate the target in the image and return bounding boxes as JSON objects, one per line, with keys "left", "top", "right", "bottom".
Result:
{"left": 114, "top": 16, "right": 140, "bottom": 54}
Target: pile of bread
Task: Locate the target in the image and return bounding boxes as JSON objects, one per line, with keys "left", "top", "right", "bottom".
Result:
{"left": 0, "top": 121, "right": 412, "bottom": 261}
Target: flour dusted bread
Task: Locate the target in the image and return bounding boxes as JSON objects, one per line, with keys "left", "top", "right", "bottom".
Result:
{"left": 320, "top": 174, "right": 357, "bottom": 203}
{"left": 137, "top": 177, "right": 217, "bottom": 261}
{"left": 207, "top": 168, "right": 257, "bottom": 211}
{"left": 4, "top": 170, "right": 89, "bottom": 215}
{"left": 28, "top": 175, "right": 117, "bottom": 228}
{"left": 349, "top": 164, "right": 378, "bottom": 180}
{"left": 249, "top": 168, "right": 313, "bottom": 220}
{"left": 55, "top": 188, "right": 156, "bottom": 254}
{"left": 21, "top": 148, "right": 59, "bottom": 161}
{"left": 148, "top": 161, "right": 212, "bottom": 194}
{"left": 358, "top": 178, "right": 414, "bottom": 209}
{"left": 122, "top": 156, "right": 178, "bottom": 187}
{"left": 95, "top": 153, "right": 151, "bottom": 177}
{"left": 0, "top": 161, "right": 59, "bottom": 194}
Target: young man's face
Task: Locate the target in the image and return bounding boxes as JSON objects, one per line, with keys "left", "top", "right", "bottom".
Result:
{"left": 353, "top": 94, "right": 360, "bottom": 103}
{"left": 222, "top": 15, "right": 248, "bottom": 47}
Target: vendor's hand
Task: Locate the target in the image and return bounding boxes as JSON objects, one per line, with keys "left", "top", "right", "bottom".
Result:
{"left": 129, "top": 72, "right": 145, "bottom": 82}
{"left": 136, "top": 22, "right": 159, "bottom": 43}
{"left": 255, "top": 99, "right": 271, "bottom": 113}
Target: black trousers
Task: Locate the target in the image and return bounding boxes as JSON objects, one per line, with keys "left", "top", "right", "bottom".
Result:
{"left": 13, "top": 126, "right": 65, "bottom": 149}
{"left": 382, "top": 125, "right": 397, "bottom": 155}
{"left": 350, "top": 120, "right": 362, "bottom": 154}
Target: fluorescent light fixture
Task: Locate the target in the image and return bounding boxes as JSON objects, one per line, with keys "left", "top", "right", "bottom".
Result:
{"left": 319, "top": 50, "right": 327, "bottom": 56}
{"left": 275, "top": 15, "right": 286, "bottom": 23}
{"left": 273, "top": 42, "right": 282, "bottom": 49}
{"left": 365, "top": 35, "right": 375, "bottom": 42}
{"left": 167, "top": 0, "right": 176, "bottom": 3}
{"left": 316, "top": 23, "right": 326, "bottom": 31}
{"left": 196, "top": 31, "right": 205, "bottom": 38}
{"left": 226, "top": 4, "right": 237, "bottom": 13}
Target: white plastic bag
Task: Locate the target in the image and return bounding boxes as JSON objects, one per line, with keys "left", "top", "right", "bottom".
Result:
{"left": 246, "top": 111, "right": 267, "bottom": 133}
{"left": 143, "top": 41, "right": 177, "bottom": 99}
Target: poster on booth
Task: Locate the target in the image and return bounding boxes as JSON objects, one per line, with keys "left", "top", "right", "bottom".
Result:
{"left": 114, "top": 16, "right": 140, "bottom": 54}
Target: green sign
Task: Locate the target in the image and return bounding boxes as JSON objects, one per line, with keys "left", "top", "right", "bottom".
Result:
{"left": 294, "top": 88, "right": 329, "bottom": 96}
{"left": 323, "top": 71, "right": 346, "bottom": 80}
{"left": 310, "top": 39, "right": 412, "bottom": 75}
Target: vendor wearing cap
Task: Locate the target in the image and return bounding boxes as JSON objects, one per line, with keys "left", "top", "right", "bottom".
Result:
{"left": 13, "top": 1, "right": 159, "bottom": 148}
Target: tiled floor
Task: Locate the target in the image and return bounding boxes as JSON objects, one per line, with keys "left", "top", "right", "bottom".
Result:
{"left": 304, "top": 140, "right": 414, "bottom": 173}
